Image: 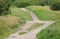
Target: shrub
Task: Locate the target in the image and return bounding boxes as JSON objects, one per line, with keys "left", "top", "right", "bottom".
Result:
{"left": 50, "top": 2, "right": 60, "bottom": 10}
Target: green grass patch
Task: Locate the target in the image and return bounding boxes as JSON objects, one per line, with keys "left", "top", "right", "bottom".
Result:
{"left": 26, "top": 6, "right": 60, "bottom": 39}
{"left": 27, "top": 23, "right": 43, "bottom": 31}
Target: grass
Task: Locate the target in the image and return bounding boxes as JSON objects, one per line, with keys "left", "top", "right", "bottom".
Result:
{"left": 26, "top": 6, "right": 60, "bottom": 39}
{"left": 26, "top": 6, "right": 60, "bottom": 21}
{"left": 0, "top": 7, "right": 32, "bottom": 39}
{"left": 19, "top": 32, "right": 27, "bottom": 35}
{"left": 27, "top": 23, "right": 43, "bottom": 31}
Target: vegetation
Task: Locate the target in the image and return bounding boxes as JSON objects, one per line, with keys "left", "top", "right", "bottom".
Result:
{"left": 0, "top": 0, "right": 60, "bottom": 15}
{"left": 0, "top": 0, "right": 60, "bottom": 39}
{"left": 26, "top": 6, "right": 60, "bottom": 39}
{"left": 0, "top": 7, "right": 32, "bottom": 39}
{"left": 15, "top": 1, "right": 30, "bottom": 7}
{"left": 14, "top": 0, "right": 60, "bottom": 7}
{"left": 0, "top": 0, "right": 12, "bottom": 15}
{"left": 26, "top": 6, "right": 60, "bottom": 20}
{"left": 9, "top": 7, "right": 33, "bottom": 21}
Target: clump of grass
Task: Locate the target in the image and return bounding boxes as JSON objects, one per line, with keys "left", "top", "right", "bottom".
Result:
{"left": 27, "top": 23, "right": 43, "bottom": 31}
{"left": 19, "top": 32, "right": 27, "bottom": 35}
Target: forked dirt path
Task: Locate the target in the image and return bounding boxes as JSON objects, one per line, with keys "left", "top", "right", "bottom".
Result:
{"left": 6, "top": 8, "right": 55, "bottom": 39}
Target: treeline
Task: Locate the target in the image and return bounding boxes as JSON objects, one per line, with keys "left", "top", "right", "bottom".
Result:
{"left": 12, "top": 0, "right": 60, "bottom": 10}
{"left": 0, "top": 0, "right": 60, "bottom": 15}
{"left": 14, "top": 0, "right": 60, "bottom": 7}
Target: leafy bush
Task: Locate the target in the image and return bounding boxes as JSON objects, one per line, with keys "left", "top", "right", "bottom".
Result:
{"left": 0, "top": 5, "right": 10, "bottom": 15}
{"left": 50, "top": 2, "right": 60, "bottom": 10}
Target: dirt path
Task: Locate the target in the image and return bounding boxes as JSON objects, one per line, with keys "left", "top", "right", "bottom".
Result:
{"left": 6, "top": 8, "right": 55, "bottom": 39}
{"left": 21, "top": 8, "right": 39, "bottom": 21}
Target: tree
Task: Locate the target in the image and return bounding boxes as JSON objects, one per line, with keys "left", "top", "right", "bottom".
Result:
{"left": 0, "top": 0, "right": 12, "bottom": 15}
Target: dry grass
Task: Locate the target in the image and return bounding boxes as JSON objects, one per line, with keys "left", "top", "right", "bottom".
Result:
{"left": 0, "top": 16, "right": 19, "bottom": 27}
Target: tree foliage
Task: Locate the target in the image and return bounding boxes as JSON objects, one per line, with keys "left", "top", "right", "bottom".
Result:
{"left": 0, "top": 0, "right": 12, "bottom": 15}
{"left": 14, "top": 0, "right": 60, "bottom": 7}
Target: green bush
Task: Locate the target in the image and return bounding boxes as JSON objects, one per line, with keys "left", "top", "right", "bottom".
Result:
{"left": 50, "top": 2, "right": 60, "bottom": 10}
